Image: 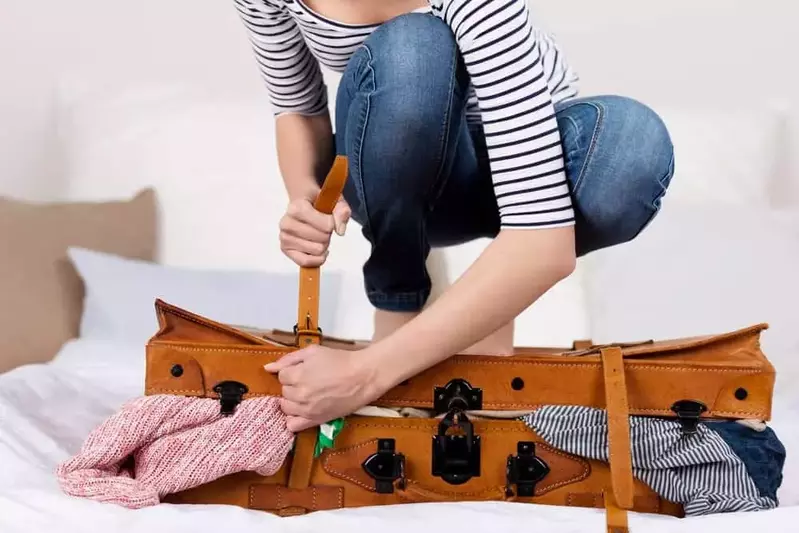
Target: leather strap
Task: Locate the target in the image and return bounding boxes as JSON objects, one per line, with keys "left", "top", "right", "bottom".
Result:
{"left": 288, "top": 428, "right": 318, "bottom": 490}
{"left": 572, "top": 339, "right": 594, "bottom": 351}
{"left": 604, "top": 490, "right": 630, "bottom": 533}
{"left": 600, "top": 346, "right": 634, "bottom": 529}
{"left": 396, "top": 483, "right": 511, "bottom": 503}
{"left": 296, "top": 155, "right": 348, "bottom": 347}
{"left": 248, "top": 484, "right": 344, "bottom": 514}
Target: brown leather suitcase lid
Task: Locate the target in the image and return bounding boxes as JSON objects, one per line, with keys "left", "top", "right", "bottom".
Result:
{"left": 145, "top": 299, "right": 774, "bottom": 421}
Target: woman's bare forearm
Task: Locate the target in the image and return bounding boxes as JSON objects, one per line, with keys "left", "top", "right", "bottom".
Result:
{"left": 275, "top": 112, "right": 335, "bottom": 200}
{"left": 362, "top": 227, "right": 577, "bottom": 393}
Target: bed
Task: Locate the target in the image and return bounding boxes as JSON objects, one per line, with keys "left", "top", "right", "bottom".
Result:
{"left": 1, "top": 335, "right": 797, "bottom": 533}
{"left": 2, "top": 81, "right": 798, "bottom": 532}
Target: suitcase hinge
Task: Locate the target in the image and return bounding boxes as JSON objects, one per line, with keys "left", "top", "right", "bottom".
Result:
{"left": 505, "top": 441, "right": 550, "bottom": 497}
{"left": 670, "top": 399, "right": 708, "bottom": 435}
{"left": 362, "top": 439, "right": 406, "bottom": 494}
{"left": 213, "top": 381, "right": 249, "bottom": 416}
{"left": 432, "top": 408, "right": 481, "bottom": 485}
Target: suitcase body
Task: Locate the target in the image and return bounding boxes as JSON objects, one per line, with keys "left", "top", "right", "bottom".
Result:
{"left": 142, "top": 156, "right": 779, "bottom": 532}
{"left": 145, "top": 299, "right": 774, "bottom": 529}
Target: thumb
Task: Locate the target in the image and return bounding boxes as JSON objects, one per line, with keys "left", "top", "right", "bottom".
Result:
{"left": 264, "top": 350, "right": 307, "bottom": 373}
{"left": 332, "top": 198, "right": 351, "bottom": 236}
{"left": 286, "top": 415, "right": 316, "bottom": 433}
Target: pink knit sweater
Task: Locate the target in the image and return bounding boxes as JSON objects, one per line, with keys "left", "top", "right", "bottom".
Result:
{"left": 56, "top": 395, "right": 294, "bottom": 508}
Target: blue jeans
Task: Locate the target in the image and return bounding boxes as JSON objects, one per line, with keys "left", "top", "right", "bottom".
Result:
{"left": 332, "top": 13, "right": 675, "bottom": 312}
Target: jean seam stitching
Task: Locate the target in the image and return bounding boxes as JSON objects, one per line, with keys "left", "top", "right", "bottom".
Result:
{"left": 427, "top": 45, "right": 459, "bottom": 206}
{"left": 352, "top": 44, "right": 376, "bottom": 241}
{"left": 649, "top": 151, "right": 675, "bottom": 210}
{"left": 419, "top": 40, "right": 460, "bottom": 296}
{"left": 631, "top": 144, "right": 675, "bottom": 239}
{"left": 562, "top": 115, "right": 580, "bottom": 161}
{"left": 571, "top": 101, "right": 604, "bottom": 197}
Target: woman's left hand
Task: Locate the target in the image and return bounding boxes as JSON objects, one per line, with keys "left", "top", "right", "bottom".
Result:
{"left": 264, "top": 345, "right": 382, "bottom": 433}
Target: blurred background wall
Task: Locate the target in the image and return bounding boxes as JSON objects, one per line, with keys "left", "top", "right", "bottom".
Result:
{"left": 1, "top": 0, "right": 796, "bottom": 348}
{"left": 1, "top": 0, "right": 796, "bottom": 200}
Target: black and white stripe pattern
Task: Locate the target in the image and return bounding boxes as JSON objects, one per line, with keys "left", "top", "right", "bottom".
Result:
{"left": 430, "top": 0, "right": 575, "bottom": 228}
{"left": 233, "top": 0, "right": 579, "bottom": 229}
{"left": 523, "top": 406, "right": 777, "bottom": 515}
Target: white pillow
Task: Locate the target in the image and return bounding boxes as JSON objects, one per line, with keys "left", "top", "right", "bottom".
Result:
{"left": 55, "top": 83, "right": 378, "bottom": 340}
{"left": 655, "top": 106, "right": 783, "bottom": 207}
{"left": 582, "top": 201, "right": 799, "bottom": 397}
{"left": 68, "top": 247, "right": 343, "bottom": 344}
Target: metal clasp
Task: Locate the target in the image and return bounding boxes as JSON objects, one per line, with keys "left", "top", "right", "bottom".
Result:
{"left": 671, "top": 399, "right": 708, "bottom": 435}
{"left": 362, "top": 439, "right": 406, "bottom": 494}
{"left": 505, "top": 441, "right": 550, "bottom": 497}
{"left": 431, "top": 409, "right": 481, "bottom": 485}
{"left": 212, "top": 381, "right": 248, "bottom": 416}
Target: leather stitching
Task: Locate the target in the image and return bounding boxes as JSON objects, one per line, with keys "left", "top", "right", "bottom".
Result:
{"left": 322, "top": 439, "right": 380, "bottom": 491}
{"left": 535, "top": 444, "right": 591, "bottom": 494}
{"left": 150, "top": 342, "right": 769, "bottom": 369}
{"left": 142, "top": 390, "right": 768, "bottom": 418}
{"left": 149, "top": 322, "right": 766, "bottom": 357}
{"left": 602, "top": 347, "right": 633, "bottom": 509}
{"left": 155, "top": 306, "right": 263, "bottom": 342}
{"left": 400, "top": 481, "right": 504, "bottom": 498}
{"left": 250, "top": 486, "right": 342, "bottom": 511}
{"left": 150, "top": 345, "right": 286, "bottom": 356}
{"left": 321, "top": 437, "right": 590, "bottom": 496}
{"left": 566, "top": 492, "right": 601, "bottom": 508}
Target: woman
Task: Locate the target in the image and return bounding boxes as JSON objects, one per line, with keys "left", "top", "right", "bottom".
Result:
{"left": 234, "top": 0, "right": 675, "bottom": 432}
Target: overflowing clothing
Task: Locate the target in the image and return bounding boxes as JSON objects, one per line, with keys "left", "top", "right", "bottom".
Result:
{"left": 57, "top": 397, "right": 784, "bottom": 514}
{"left": 523, "top": 405, "right": 785, "bottom": 515}
{"left": 56, "top": 395, "right": 294, "bottom": 508}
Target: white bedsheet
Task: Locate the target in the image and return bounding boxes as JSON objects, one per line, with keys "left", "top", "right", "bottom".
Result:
{"left": 2, "top": 338, "right": 797, "bottom": 533}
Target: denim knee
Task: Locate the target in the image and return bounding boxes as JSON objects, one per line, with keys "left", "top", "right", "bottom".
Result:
{"left": 570, "top": 96, "right": 675, "bottom": 254}
{"left": 334, "top": 13, "right": 468, "bottom": 313}
{"left": 357, "top": 13, "right": 462, "bottom": 136}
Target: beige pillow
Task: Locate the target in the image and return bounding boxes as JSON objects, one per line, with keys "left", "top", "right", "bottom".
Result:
{"left": 0, "top": 189, "right": 157, "bottom": 373}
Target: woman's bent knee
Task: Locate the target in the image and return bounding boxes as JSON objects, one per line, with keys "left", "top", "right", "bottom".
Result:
{"left": 355, "top": 13, "right": 462, "bottom": 107}
{"left": 620, "top": 98, "right": 675, "bottom": 236}
{"left": 364, "top": 13, "right": 457, "bottom": 71}
{"left": 336, "top": 12, "right": 466, "bottom": 209}
{"left": 573, "top": 96, "right": 674, "bottom": 252}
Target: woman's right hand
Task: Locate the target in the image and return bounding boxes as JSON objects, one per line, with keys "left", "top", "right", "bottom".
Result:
{"left": 279, "top": 190, "right": 351, "bottom": 267}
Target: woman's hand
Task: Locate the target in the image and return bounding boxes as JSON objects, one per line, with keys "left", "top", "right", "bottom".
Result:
{"left": 264, "top": 345, "right": 381, "bottom": 433}
{"left": 279, "top": 192, "right": 350, "bottom": 268}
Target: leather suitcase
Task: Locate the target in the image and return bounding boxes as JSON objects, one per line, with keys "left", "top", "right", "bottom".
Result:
{"left": 143, "top": 157, "right": 777, "bottom": 532}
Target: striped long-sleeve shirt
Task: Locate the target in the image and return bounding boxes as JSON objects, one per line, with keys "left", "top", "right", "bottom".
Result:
{"left": 234, "top": 0, "right": 580, "bottom": 229}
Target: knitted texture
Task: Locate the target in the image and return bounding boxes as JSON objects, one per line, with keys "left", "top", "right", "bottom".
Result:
{"left": 56, "top": 395, "right": 294, "bottom": 508}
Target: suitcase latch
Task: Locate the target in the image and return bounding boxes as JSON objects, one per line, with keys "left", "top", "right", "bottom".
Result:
{"left": 362, "top": 439, "right": 406, "bottom": 494}
{"left": 432, "top": 409, "right": 481, "bottom": 485}
{"left": 671, "top": 399, "right": 708, "bottom": 435}
{"left": 213, "top": 381, "right": 249, "bottom": 416}
{"left": 505, "top": 441, "right": 550, "bottom": 497}
{"left": 433, "top": 379, "right": 482, "bottom": 414}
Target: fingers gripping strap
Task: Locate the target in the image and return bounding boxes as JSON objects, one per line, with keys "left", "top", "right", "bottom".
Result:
{"left": 313, "top": 156, "right": 349, "bottom": 213}
{"left": 296, "top": 156, "right": 348, "bottom": 346}
{"left": 601, "top": 346, "right": 634, "bottom": 530}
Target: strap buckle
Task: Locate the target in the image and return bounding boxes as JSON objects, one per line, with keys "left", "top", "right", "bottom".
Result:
{"left": 294, "top": 312, "right": 323, "bottom": 345}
